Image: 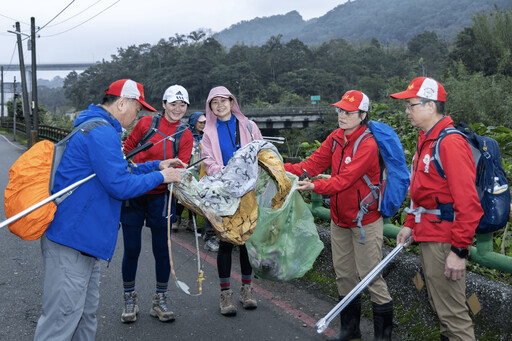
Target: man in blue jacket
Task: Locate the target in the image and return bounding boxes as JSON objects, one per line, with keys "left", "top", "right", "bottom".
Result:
{"left": 34, "top": 79, "right": 184, "bottom": 341}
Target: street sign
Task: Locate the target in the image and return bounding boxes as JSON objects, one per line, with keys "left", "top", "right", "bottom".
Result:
{"left": 311, "top": 95, "right": 321, "bottom": 101}
{"left": 311, "top": 101, "right": 317, "bottom": 105}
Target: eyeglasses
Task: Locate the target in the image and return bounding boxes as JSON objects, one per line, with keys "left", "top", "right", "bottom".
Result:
{"left": 197, "top": 121, "right": 206, "bottom": 124}
{"left": 405, "top": 100, "right": 431, "bottom": 110}
{"left": 335, "top": 107, "right": 359, "bottom": 116}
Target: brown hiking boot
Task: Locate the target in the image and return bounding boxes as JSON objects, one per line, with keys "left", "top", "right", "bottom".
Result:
{"left": 240, "top": 285, "right": 258, "bottom": 309}
{"left": 149, "top": 292, "right": 175, "bottom": 322}
{"left": 220, "top": 289, "right": 237, "bottom": 316}
{"left": 121, "top": 291, "right": 139, "bottom": 323}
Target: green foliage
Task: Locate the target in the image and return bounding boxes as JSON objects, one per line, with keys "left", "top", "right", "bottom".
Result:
{"left": 450, "top": 5, "right": 512, "bottom": 76}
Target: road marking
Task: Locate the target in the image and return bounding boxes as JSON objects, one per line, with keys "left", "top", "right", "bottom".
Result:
{"left": 172, "top": 234, "right": 336, "bottom": 338}
{"left": 0, "top": 133, "right": 26, "bottom": 150}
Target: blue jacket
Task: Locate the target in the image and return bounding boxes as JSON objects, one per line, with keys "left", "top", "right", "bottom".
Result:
{"left": 46, "top": 104, "right": 164, "bottom": 261}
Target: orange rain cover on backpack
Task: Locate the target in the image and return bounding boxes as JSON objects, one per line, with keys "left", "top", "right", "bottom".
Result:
{"left": 4, "top": 140, "right": 57, "bottom": 240}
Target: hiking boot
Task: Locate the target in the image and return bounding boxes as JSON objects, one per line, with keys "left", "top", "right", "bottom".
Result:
{"left": 204, "top": 238, "right": 219, "bottom": 252}
{"left": 373, "top": 301, "right": 393, "bottom": 341}
{"left": 121, "top": 291, "right": 139, "bottom": 323}
{"left": 327, "top": 296, "right": 361, "bottom": 341}
{"left": 220, "top": 289, "right": 237, "bottom": 316}
{"left": 239, "top": 285, "right": 257, "bottom": 309}
{"left": 172, "top": 221, "right": 179, "bottom": 231}
{"left": 149, "top": 292, "right": 175, "bottom": 322}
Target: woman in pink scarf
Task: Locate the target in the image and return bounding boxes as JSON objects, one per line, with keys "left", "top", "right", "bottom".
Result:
{"left": 201, "top": 86, "right": 263, "bottom": 316}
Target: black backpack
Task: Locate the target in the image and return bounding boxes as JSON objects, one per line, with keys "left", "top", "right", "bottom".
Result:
{"left": 138, "top": 114, "right": 188, "bottom": 158}
{"left": 432, "top": 122, "right": 510, "bottom": 234}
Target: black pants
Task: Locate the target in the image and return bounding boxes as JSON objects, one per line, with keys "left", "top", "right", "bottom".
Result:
{"left": 217, "top": 241, "right": 252, "bottom": 278}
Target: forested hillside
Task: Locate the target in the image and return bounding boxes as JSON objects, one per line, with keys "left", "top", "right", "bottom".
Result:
{"left": 215, "top": 0, "right": 512, "bottom": 48}
{"left": 55, "top": 5, "right": 512, "bottom": 133}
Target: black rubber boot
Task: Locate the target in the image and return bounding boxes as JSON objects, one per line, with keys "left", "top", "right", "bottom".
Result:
{"left": 372, "top": 301, "right": 393, "bottom": 341}
{"left": 327, "top": 296, "right": 362, "bottom": 341}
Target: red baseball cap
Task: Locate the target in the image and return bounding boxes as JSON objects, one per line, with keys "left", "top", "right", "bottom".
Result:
{"left": 105, "top": 79, "right": 157, "bottom": 112}
{"left": 390, "top": 77, "right": 446, "bottom": 102}
{"left": 331, "top": 90, "right": 370, "bottom": 112}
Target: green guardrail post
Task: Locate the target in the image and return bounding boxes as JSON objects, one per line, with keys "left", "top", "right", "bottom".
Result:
{"left": 310, "top": 192, "right": 331, "bottom": 221}
{"left": 383, "top": 218, "right": 401, "bottom": 239}
{"left": 470, "top": 232, "right": 512, "bottom": 273}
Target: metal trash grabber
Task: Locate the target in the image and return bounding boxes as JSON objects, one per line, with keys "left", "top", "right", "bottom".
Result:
{"left": 262, "top": 136, "right": 285, "bottom": 144}
{"left": 0, "top": 142, "right": 154, "bottom": 231}
{"left": 315, "top": 243, "right": 404, "bottom": 334}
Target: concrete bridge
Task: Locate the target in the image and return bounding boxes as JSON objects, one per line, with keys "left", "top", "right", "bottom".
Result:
{"left": 238, "top": 105, "right": 332, "bottom": 136}
{"left": 1, "top": 62, "right": 97, "bottom": 93}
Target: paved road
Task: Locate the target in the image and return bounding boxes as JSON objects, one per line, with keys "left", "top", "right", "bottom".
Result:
{"left": 0, "top": 133, "right": 354, "bottom": 341}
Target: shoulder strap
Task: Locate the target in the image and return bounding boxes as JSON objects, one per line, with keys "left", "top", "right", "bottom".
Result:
{"left": 172, "top": 122, "right": 188, "bottom": 158}
{"left": 139, "top": 114, "right": 162, "bottom": 147}
{"left": 352, "top": 128, "right": 372, "bottom": 157}
{"left": 50, "top": 117, "right": 109, "bottom": 198}
{"left": 432, "top": 127, "right": 466, "bottom": 179}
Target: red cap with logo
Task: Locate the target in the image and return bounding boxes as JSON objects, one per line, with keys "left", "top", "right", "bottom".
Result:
{"left": 331, "top": 90, "right": 370, "bottom": 112}
{"left": 105, "top": 79, "right": 157, "bottom": 112}
{"left": 390, "top": 77, "right": 446, "bottom": 102}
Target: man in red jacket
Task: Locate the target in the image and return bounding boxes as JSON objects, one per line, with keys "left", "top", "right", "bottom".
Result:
{"left": 393, "top": 77, "right": 483, "bottom": 341}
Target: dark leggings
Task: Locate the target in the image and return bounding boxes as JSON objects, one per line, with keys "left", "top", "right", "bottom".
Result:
{"left": 217, "top": 241, "right": 252, "bottom": 278}
{"left": 122, "top": 224, "right": 170, "bottom": 284}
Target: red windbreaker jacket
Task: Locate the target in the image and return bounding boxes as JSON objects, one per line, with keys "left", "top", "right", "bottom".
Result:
{"left": 284, "top": 125, "right": 381, "bottom": 228}
{"left": 405, "top": 116, "right": 483, "bottom": 248}
{"left": 124, "top": 114, "right": 193, "bottom": 194}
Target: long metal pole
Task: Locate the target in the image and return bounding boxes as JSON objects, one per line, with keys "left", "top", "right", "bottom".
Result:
{"left": 315, "top": 244, "right": 404, "bottom": 334}
{"left": 1, "top": 66, "right": 4, "bottom": 123}
{"left": 0, "top": 174, "right": 96, "bottom": 230}
{"left": 13, "top": 77, "right": 17, "bottom": 141}
{"left": 14, "top": 22, "right": 32, "bottom": 147}
{"left": 31, "top": 17, "right": 38, "bottom": 135}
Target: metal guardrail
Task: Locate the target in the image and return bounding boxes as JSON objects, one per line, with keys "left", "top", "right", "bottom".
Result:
{"left": 309, "top": 192, "right": 512, "bottom": 274}
{"left": 0, "top": 120, "right": 71, "bottom": 142}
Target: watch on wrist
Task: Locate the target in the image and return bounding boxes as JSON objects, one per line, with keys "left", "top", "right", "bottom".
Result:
{"left": 451, "top": 245, "right": 469, "bottom": 259}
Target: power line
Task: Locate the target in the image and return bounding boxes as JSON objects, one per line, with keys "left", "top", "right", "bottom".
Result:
{"left": 41, "top": 0, "right": 120, "bottom": 38}
{"left": 3, "top": 42, "right": 18, "bottom": 72}
{"left": 46, "top": 0, "right": 102, "bottom": 28}
{"left": 0, "top": 13, "right": 30, "bottom": 26}
{"left": 37, "top": 0, "right": 77, "bottom": 33}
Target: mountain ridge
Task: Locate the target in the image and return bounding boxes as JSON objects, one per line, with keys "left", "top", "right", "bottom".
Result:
{"left": 214, "top": 0, "right": 512, "bottom": 48}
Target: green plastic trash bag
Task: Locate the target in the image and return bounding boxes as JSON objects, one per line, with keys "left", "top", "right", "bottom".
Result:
{"left": 246, "top": 170, "right": 324, "bottom": 281}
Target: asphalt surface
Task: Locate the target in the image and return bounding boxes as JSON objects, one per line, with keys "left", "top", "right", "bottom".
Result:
{"left": 0, "top": 133, "right": 348, "bottom": 341}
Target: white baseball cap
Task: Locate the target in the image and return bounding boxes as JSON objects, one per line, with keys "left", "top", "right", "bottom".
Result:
{"left": 162, "top": 85, "right": 190, "bottom": 104}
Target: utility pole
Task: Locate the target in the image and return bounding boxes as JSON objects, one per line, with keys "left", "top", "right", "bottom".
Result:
{"left": 1, "top": 66, "right": 4, "bottom": 124}
{"left": 30, "top": 17, "right": 38, "bottom": 143}
{"left": 15, "top": 21, "right": 32, "bottom": 147}
{"left": 13, "top": 77, "right": 17, "bottom": 141}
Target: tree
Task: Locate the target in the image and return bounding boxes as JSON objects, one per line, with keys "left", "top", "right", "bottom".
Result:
{"left": 188, "top": 30, "right": 207, "bottom": 44}
{"left": 406, "top": 31, "right": 448, "bottom": 79}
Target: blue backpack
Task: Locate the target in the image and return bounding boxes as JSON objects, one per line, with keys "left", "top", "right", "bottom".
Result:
{"left": 433, "top": 122, "right": 511, "bottom": 234}
{"left": 352, "top": 120, "right": 410, "bottom": 243}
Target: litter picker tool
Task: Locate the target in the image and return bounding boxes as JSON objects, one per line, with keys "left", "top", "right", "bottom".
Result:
{"left": 262, "top": 136, "right": 285, "bottom": 144}
{"left": 166, "top": 183, "right": 203, "bottom": 296}
{"left": 186, "top": 156, "right": 209, "bottom": 170}
{"left": 315, "top": 244, "right": 404, "bottom": 334}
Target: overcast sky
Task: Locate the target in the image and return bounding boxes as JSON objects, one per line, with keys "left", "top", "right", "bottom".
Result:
{"left": 0, "top": 0, "right": 345, "bottom": 81}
